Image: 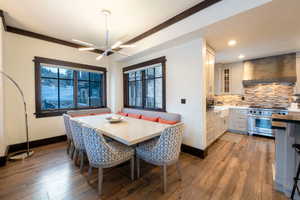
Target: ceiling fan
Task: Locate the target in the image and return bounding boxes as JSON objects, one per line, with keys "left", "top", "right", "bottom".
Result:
{"left": 72, "top": 10, "right": 136, "bottom": 61}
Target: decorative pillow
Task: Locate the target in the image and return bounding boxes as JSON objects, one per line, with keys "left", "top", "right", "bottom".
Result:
{"left": 117, "top": 112, "right": 128, "bottom": 116}
{"left": 128, "top": 113, "right": 141, "bottom": 119}
{"left": 141, "top": 115, "right": 159, "bottom": 122}
{"left": 158, "top": 118, "right": 178, "bottom": 125}
{"left": 70, "top": 114, "right": 90, "bottom": 118}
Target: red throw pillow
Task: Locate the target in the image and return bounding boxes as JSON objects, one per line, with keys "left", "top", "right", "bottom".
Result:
{"left": 128, "top": 113, "right": 141, "bottom": 119}
{"left": 158, "top": 118, "right": 178, "bottom": 125}
{"left": 71, "top": 114, "right": 90, "bottom": 118}
{"left": 141, "top": 115, "right": 159, "bottom": 122}
{"left": 117, "top": 112, "right": 128, "bottom": 116}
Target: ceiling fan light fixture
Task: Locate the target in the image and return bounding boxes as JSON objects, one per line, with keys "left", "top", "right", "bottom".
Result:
{"left": 78, "top": 47, "right": 95, "bottom": 51}
{"left": 102, "top": 9, "right": 111, "bottom": 16}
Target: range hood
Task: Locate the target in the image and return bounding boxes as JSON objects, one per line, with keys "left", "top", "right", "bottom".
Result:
{"left": 243, "top": 53, "right": 296, "bottom": 86}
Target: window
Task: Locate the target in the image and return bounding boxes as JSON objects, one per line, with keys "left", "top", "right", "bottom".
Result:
{"left": 223, "top": 68, "right": 230, "bottom": 93}
{"left": 34, "top": 57, "right": 106, "bottom": 118}
{"left": 123, "top": 56, "right": 166, "bottom": 111}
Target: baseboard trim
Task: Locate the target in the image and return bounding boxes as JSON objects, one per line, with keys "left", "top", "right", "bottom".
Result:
{"left": 0, "top": 156, "right": 6, "bottom": 167}
{"left": 181, "top": 144, "right": 207, "bottom": 159}
{"left": 8, "top": 135, "right": 67, "bottom": 154}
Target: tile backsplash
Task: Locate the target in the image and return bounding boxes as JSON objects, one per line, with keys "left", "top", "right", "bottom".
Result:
{"left": 215, "top": 83, "right": 294, "bottom": 108}
{"left": 244, "top": 83, "right": 294, "bottom": 107}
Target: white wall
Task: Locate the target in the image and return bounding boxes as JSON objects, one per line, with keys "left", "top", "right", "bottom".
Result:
{"left": 111, "top": 38, "right": 208, "bottom": 149}
{"left": 0, "top": 18, "right": 6, "bottom": 156}
{"left": 3, "top": 32, "right": 109, "bottom": 145}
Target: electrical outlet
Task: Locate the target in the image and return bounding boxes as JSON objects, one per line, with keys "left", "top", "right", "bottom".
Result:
{"left": 181, "top": 99, "right": 186, "bottom": 104}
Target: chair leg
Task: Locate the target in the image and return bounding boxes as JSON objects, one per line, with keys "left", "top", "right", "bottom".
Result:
{"left": 66, "top": 139, "right": 70, "bottom": 154}
{"left": 73, "top": 149, "right": 78, "bottom": 165}
{"left": 88, "top": 166, "right": 93, "bottom": 183}
{"left": 80, "top": 151, "right": 84, "bottom": 173}
{"left": 70, "top": 142, "right": 75, "bottom": 158}
{"left": 291, "top": 159, "right": 300, "bottom": 199}
{"left": 176, "top": 162, "right": 182, "bottom": 181}
{"left": 162, "top": 165, "right": 167, "bottom": 193}
{"left": 98, "top": 168, "right": 103, "bottom": 196}
{"left": 130, "top": 156, "right": 135, "bottom": 181}
{"left": 136, "top": 156, "right": 140, "bottom": 178}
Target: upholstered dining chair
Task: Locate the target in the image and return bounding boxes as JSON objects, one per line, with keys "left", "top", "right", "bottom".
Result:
{"left": 69, "top": 119, "right": 87, "bottom": 173}
{"left": 81, "top": 124, "right": 135, "bottom": 196}
{"left": 135, "top": 123, "right": 184, "bottom": 193}
{"left": 63, "top": 114, "right": 74, "bottom": 157}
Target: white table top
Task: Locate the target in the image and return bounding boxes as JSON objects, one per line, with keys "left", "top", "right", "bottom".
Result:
{"left": 73, "top": 114, "right": 170, "bottom": 146}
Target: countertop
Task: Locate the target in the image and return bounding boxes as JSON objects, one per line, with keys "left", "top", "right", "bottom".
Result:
{"left": 272, "top": 113, "right": 300, "bottom": 124}
{"left": 271, "top": 121, "right": 287, "bottom": 130}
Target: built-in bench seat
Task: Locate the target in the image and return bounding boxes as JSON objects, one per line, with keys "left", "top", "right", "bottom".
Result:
{"left": 120, "top": 108, "right": 181, "bottom": 124}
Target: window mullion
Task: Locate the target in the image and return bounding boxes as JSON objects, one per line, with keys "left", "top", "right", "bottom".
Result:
{"left": 74, "top": 71, "right": 78, "bottom": 109}
{"left": 142, "top": 70, "right": 146, "bottom": 109}
{"left": 58, "top": 69, "right": 60, "bottom": 109}
{"left": 154, "top": 68, "right": 156, "bottom": 109}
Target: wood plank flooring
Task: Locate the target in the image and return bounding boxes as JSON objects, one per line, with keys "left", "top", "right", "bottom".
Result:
{"left": 0, "top": 133, "right": 288, "bottom": 200}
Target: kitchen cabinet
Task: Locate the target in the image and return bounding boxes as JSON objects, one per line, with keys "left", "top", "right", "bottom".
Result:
{"left": 205, "top": 48, "right": 215, "bottom": 97}
{"left": 215, "top": 62, "right": 244, "bottom": 95}
{"left": 228, "top": 108, "right": 248, "bottom": 133}
{"left": 206, "top": 108, "right": 228, "bottom": 146}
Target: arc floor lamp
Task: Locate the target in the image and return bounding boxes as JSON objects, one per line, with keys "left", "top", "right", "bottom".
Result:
{"left": 0, "top": 70, "right": 33, "bottom": 160}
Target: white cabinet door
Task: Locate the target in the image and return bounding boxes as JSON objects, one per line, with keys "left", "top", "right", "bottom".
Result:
{"left": 228, "top": 108, "right": 248, "bottom": 133}
{"left": 206, "top": 49, "right": 215, "bottom": 97}
{"left": 230, "top": 62, "right": 244, "bottom": 95}
{"left": 214, "top": 62, "right": 244, "bottom": 95}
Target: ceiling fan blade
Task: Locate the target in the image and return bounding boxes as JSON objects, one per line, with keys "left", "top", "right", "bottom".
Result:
{"left": 111, "top": 50, "right": 130, "bottom": 57}
{"left": 78, "top": 47, "right": 96, "bottom": 51}
{"left": 111, "top": 41, "right": 123, "bottom": 49}
{"left": 72, "top": 39, "right": 94, "bottom": 47}
{"left": 119, "top": 44, "right": 136, "bottom": 48}
{"left": 96, "top": 54, "right": 105, "bottom": 60}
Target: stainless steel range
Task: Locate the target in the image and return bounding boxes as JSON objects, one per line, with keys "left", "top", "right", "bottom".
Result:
{"left": 247, "top": 106, "right": 288, "bottom": 137}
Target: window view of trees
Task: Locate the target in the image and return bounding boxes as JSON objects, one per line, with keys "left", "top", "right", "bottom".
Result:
{"left": 126, "top": 63, "right": 163, "bottom": 110}
{"left": 40, "top": 65, "right": 103, "bottom": 111}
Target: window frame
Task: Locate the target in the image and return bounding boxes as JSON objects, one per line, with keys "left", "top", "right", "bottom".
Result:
{"left": 34, "top": 56, "right": 107, "bottom": 118}
{"left": 123, "top": 56, "right": 166, "bottom": 112}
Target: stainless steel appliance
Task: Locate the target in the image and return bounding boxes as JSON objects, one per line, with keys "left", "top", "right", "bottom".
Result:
{"left": 247, "top": 106, "right": 288, "bottom": 137}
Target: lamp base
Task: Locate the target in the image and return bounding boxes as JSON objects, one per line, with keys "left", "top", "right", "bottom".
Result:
{"left": 8, "top": 150, "right": 34, "bottom": 160}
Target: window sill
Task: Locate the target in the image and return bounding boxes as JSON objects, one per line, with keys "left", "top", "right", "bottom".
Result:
{"left": 35, "top": 107, "right": 107, "bottom": 118}
{"left": 124, "top": 106, "right": 166, "bottom": 113}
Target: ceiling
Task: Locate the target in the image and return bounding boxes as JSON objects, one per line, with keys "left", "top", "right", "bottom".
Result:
{"left": 201, "top": 0, "right": 300, "bottom": 63}
{"left": 0, "top": 0, "right": 204, "bottom": 47}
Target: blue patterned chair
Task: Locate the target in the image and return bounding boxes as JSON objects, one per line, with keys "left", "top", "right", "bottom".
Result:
{"left": 63, "top": 114, "right": 74, "bottom": 157}
{"left": 136, "top": 123, "right": 184, "bottom": 193}
{"left": 69, "top": 119, "right": 87, "bottom": 173}
{"left": 82, "top": 124, "right": 135, "bottom": 196}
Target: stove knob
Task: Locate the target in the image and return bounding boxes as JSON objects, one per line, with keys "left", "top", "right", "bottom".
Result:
{"left": 259, "top": 111, "right": 262, "bottom": 115}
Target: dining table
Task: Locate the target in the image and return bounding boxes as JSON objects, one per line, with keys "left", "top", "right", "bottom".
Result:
{"left": 73, "top": 113, "right": 171, "bottom": 146}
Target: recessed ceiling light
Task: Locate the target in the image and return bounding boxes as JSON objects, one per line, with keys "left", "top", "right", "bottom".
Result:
{"left": 228, "top": 40, "right": 237, "bottom": 46}
{"left": 238, "top": 54, "right": 245, "bottom": 59}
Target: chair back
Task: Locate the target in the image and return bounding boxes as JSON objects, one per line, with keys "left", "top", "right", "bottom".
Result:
{"left": 69, "top": 119, "right": 85, "bottom": 151}
{"left": 63, "top": 114, "right": 72, "bottom": 140}
{"left": 82, "top": 125, "right": 115, "bottom": 167}
{"left": 155, "top": 123, "right": 184, "bottom": 163}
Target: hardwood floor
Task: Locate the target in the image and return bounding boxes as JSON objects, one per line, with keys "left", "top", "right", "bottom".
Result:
{"left": 0, "top": 133, "right": 287, "bottom": 200}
